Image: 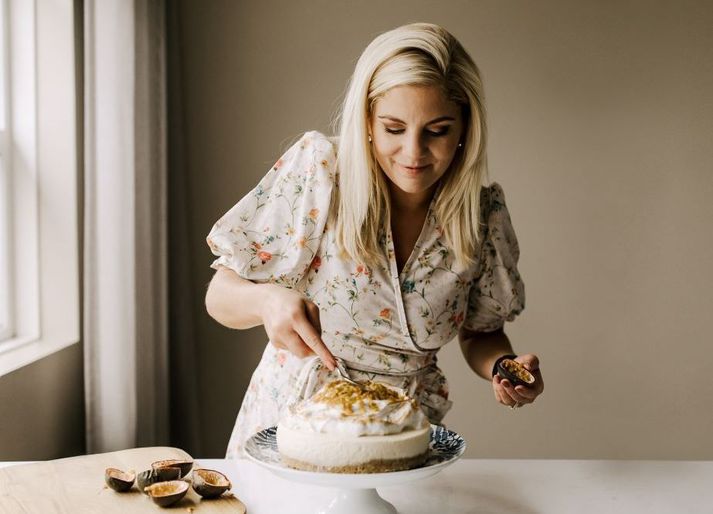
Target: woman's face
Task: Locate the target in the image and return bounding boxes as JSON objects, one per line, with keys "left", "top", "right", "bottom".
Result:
{"left": 369, "top": 84, "right": 463, "bottom": 205}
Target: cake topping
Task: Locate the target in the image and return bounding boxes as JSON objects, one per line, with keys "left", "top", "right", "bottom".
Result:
{"left": 282, "top": 379, "right": 429, "bottom": 436}
{"left": 311, "top": 380, "right": 406, "bottom": 414}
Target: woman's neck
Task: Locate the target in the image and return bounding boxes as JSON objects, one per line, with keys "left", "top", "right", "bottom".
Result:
{"left": 388, "top": 182, "right": 437, "bottom": 215}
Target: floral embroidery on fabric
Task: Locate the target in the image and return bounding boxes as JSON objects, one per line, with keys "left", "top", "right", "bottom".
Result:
{"left": 206, "top": 131, "right": 525, "bottom": 458}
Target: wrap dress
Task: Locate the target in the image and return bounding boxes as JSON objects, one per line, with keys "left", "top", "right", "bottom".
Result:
{"left": 206, "top": 130, "right": 525, "bottom": 458}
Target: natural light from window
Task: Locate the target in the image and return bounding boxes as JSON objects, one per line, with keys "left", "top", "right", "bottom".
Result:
{"left": 0, "top": 0, "right": 79, "bottom": 375}
{"left": 0, "top": 0, "right": 12, "bottom": 343}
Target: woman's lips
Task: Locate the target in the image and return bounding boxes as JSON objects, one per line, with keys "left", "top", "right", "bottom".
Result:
{"left": 399, "top": 163, "right": 430, "bottom": 172}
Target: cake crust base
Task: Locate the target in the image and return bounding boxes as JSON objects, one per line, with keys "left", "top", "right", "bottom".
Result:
{"left": 281, "top": 451, "right": 429, "bottom": 474}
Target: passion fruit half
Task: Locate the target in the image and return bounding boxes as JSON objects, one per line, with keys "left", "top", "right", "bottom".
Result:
{"left": 497, "top": 358, "right": 536, "bottom": 387}
{"left": 151, "top": 458, "right": 194, "bottom": 477}
{"left": 137, "top": 466, "right": 181, "bottom": 494}
{"left": 192, "top": 468, "right": 232, "bottom": 499}
{"left": 144, "top": 480, "right": 189, "bottom": 508}
{"left": 104, "top": 467, "right": 135, "bottom": 492}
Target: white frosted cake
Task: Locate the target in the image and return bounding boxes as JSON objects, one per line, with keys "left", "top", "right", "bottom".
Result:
{"left": 276, "top": 379, "right": 431, "bottom": 473}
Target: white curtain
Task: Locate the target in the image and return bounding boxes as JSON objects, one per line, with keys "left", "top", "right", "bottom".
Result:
{"left": 83, "top": 0, "right": 168, "bottom": 453}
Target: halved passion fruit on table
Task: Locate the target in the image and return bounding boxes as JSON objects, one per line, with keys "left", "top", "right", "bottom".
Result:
{"left": 192, "top": 468, "right": 232, "bottom": 499}
{"left": 104, "top": 467, "right": 135, "bottom": 492}
{"left": 144, "top": 480, "right": 189, "bottom": 507}
{"left": 151, "top": 458, "right": 194, "bottom": 477}
{"left": 137, "top": 466, "right": 182, "bottom": 494}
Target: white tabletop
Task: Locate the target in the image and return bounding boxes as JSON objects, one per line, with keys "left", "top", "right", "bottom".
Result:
{"left": 2, "top": 458, "right": 712, "bottom": 514}
{"left": 199, "top": 458, "right": 712, "bottom": 514}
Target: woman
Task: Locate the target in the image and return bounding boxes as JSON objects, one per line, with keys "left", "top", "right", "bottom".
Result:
{"left": 205, "top": 22, "right": 544, "bottom": 458}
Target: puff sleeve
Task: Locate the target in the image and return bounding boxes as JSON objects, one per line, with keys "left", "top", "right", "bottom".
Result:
{"left": 462, "top": 183, "right": 525, "bottom": 332}
{"left": 206, "top": 131, "right": 336, "bottom": 289}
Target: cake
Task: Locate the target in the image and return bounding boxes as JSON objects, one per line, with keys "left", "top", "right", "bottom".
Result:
{"left": 276, "top": 379, "right": 431, "bottom": 473}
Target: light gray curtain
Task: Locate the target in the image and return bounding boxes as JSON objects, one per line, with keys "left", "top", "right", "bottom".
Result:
{"left": 82, "top": 0, "right": 169, "bottom": 453}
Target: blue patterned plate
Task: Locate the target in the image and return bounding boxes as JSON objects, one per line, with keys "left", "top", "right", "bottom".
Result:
{"left": 245, "top": 424, "right": 466, "bottom": 487}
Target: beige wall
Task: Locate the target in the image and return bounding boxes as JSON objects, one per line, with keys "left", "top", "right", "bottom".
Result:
{"left": 0, "top": 344, "right": 85, "bottom": 459}
{"left": 177, "top": 0, "right": 713, "bottom": 458}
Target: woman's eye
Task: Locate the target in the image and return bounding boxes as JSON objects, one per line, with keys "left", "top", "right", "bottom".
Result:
{"left": 383, "top": 127, "right": 450, "bottom": 137}
{"left": 427, "top": 128, "right": 450, "bottom": 137}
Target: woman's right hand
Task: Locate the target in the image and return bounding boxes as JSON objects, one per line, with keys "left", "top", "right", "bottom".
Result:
{"left": 260, "top": 284, "right": 336, "bottom": 371}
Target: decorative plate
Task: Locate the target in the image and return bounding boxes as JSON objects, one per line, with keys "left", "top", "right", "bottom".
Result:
{"left": 245, "top": 424, "right": 466, "bottom": 487}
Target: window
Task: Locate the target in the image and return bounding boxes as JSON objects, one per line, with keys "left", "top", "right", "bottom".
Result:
{"left": 0, "top": 0, "right": 12, "bottom": 341}
{"left": 0, "top": 0, "right": 79, "bottom": 375}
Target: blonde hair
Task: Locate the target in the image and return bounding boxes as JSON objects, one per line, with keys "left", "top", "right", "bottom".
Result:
{"left": 330, "top": 22, "right": 489, "bottom": 268}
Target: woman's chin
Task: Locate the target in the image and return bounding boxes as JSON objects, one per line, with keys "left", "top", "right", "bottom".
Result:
{"left": 389, "top": 178, "right": 440, "bottom": 199}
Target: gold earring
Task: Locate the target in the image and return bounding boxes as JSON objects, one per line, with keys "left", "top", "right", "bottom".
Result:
{"left": 368, "top": 135, "right": 372, "bottom": 143}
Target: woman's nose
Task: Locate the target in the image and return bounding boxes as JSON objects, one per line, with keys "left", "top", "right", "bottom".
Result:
{"left": 402, "top": 132, "right": 426, "bottom": 161}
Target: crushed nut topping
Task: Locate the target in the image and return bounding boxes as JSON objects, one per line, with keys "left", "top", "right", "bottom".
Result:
{"left": 312, "top": 380, "right": 410, "bottom": 414}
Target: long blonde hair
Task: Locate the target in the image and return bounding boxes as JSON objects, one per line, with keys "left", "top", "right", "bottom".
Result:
{"left": 331, "top": 22, "right": 488, "bottom": 268}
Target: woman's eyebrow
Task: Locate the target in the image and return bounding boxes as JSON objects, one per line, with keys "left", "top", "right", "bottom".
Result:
{"left": 377, "top": 115, "right": 455, "bottom": 124}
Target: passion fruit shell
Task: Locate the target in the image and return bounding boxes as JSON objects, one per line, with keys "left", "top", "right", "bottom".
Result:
{"left": 497, "top": 358, "right": 536, "bottom": 387}
{"left": 191, "top": 468, "right": 232, "bottom": 499}
{"left": 151, "top": 458, "right": 194, "bottom": 477}
{"left": 104, "top": 467, "right": 135, "bottom": 492}
{"left": 144, "top": 480, "right": 189, "bottom": 508}
{"left": 137, "top": 466, "right": 182, "bottom": 494}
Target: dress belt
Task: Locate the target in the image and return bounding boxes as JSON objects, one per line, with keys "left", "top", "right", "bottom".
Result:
{"left": 342, "top": 359, "right": 438, "bottom": 378}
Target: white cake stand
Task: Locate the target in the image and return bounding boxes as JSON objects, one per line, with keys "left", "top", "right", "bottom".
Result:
{"left": 245, "top": 425, "right": 466, "bottom": 514}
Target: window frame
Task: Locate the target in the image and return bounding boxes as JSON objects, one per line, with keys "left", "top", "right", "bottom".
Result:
{"left": 0, "top": 0, "right": 79, "bottom": 376}
{"left": 0, "top": 0, "right": 13, "bottom": 342}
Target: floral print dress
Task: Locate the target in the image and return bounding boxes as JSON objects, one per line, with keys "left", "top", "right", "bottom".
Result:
{"left": 207, "top": 131, "right": 525, "bottom": 458}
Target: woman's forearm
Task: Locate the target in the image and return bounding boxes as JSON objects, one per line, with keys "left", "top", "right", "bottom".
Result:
{"left": 206, "top": 265, "right": 336, "bottom": 368}
{"left": 458, "top": 327, "right": 515, "bottom": 380}
{"left": 205, "top": 265, "right": 276, "bottom": 329}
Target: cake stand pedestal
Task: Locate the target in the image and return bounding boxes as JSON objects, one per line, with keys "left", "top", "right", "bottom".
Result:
{"left": 319, "top": 488, "right": 396, "bottom": 514}
{"left": 245, "top": 425, "right": 466, "bottom": 514}
{"left": 262, "top": 461, "right": 447, "bottom": 514}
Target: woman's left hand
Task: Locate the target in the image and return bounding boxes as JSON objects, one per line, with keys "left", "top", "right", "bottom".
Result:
{"left": 492, "top": 354, "right": 544, "bottom": 409}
